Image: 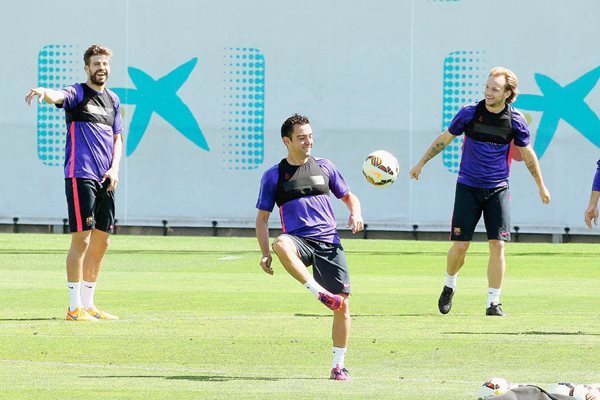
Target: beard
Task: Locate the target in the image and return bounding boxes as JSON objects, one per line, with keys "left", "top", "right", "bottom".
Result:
{"left": 90, "top": 71, "right": 108, "bottom": 86}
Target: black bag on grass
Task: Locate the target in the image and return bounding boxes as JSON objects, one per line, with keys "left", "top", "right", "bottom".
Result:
{"left": 489, "top": 386, "right": 575, "bottom": 400}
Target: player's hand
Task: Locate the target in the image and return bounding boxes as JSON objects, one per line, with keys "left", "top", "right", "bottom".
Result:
{"left": 585, "top": 206, "right": 598, "bottom": 229}
{"left": 539, "top": 185, "right": 551, "bottom": 204}
{"left": 260, "top": 254, "right": 273, "bottom": 275}
{"left": 101, "top": 168, "right": 119, "bottom": 191}
{"left": 25, "top": 88, "right": 45, "bottom": 105}
{"left": 347, "top": 214, "right": 364, "bottom": 234}
{"left": 409, "top": 163, "right": 423, "bottom": 180}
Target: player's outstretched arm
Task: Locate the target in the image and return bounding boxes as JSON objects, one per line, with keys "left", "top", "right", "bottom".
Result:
{"left": 518, "top": 145, "right": 551, "bottom": 204}
{"left": 409, "top": 131, "right": 454, "bottom": 180}
{"left": 255, "top": 210, "right": 273, "bottom": 274}
{"left": 341, "top": 192, "right": 363, "bottom": 234}
{"left": 584, "top": 191, "right": 600, "bottom": 229}
{"left": 25, "top": 87, "right": 64, "bottom": 105}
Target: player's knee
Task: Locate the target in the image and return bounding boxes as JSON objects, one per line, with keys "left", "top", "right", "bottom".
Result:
{"left": 453, "top": 241, "right": 470, "bottom": 253}
{"left": 70, "top": 233, "right": 90, "bottom": 252}
{"left": 272, "top": 235, "right": 293, "bottom": 255}
{"left": 335, "top": 295, "right": 350, "bottom": 317}
{"left": 488, "top": 240, "right": 505, "bottom": 254}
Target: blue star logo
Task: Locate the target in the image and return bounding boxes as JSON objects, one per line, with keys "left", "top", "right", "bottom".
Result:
{"left": 515, "top": 66, "right": 600, "bottom": 157}
{"left": 112, "top": 58, "right": 209, "bottom": 156}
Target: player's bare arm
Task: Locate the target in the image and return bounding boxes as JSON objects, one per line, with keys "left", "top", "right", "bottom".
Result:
{"left": 341, "top": 192, "right": 363, "bottom": 234}
{"left": 518, "top": 145, "right": 551, "bottom": 204}
{"left": 25, "top": 87, "right": 65, "bottom": 105}
{"left": 409, "top": 131, "right": 455, "bottom": 180}
{"left": 101, "top": 134, "right": 123, "bottom": 191}
{"left": 255, "top": 210, "right": 273, "bottom": 274}
{"left": 584, "top": 190, "right": 600, "bottom": 229}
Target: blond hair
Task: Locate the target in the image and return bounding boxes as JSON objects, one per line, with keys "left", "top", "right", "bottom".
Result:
{"left": 489, "top": 67, "right": 519, "bottom": 104}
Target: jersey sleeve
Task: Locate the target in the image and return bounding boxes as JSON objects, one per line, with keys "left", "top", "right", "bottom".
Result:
{"left": 110, "top": 91, "right": 124, "bottom": 135}
{"left": 592, "top": 160, "right": 600, "bottom": 192}
{"left": 511, "top": 108, "right": 531, "bottom": 147}
{"left": 56, "top": 84, "right": 83, "bottom": 111}
{"left": 256, "top": 166, "right": 279, "bottom": 212}
{"left": 318, "top": 158, "right": 349, "bottom": 199}
{"left": 447, "top": 103, "right": 477, "bottom": 136}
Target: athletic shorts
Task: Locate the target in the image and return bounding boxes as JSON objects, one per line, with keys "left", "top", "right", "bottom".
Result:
{"left": 65, "top": 178, "right": 115, "bottom": 233}
{"left": 450, "top": 182, "right": 510, "bottom": 242}
{"left": 283, "top": 235, "right": 351, "bottom": 295}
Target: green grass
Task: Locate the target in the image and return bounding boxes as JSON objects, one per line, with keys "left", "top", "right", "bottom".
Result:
{"left": 1, "top": 234, "right": 599, "bottom": 399}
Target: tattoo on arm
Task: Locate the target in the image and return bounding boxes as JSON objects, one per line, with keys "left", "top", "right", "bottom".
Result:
{"left": 525, "top": 160, "right": 538, "bottom": 178}
{"left": 424, "top": 142, "right": 447, "bottom": 162}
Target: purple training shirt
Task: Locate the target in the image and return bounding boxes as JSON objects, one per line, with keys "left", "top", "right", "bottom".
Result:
{"left": 592, "top": 160, "right": 600, "bottom": 191}
{"left": 448, "top": 103, "right": 530, "bottom": 188}
{"left": 58, "top": 83, "right": 123, "bottom": 182}
{"left": 256, "top": 158, "right": 350, "bottom": 244}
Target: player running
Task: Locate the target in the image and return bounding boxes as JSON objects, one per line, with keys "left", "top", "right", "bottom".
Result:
{"left": 255, "top": 113, "right": 363, "bottom": 380}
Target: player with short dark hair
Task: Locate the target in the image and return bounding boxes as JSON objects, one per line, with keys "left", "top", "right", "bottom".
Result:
{"left": 255, "top": 113, "right": 363, "bottom": 380}
{"left": 26, "top": 44, "right": 123, "bottom": 321}
{"left": 409, "top": 67, "right": 551, "bottom": 317}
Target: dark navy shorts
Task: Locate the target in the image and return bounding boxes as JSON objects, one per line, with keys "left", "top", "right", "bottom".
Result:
{"left": 65, "top": 178, "right": 115, "bottom": 233}
{"left": 450, "top": 182, "right": 511, "bottom": 242}
{"left": 284, "top": 235, "right": 351, "bottom": 295}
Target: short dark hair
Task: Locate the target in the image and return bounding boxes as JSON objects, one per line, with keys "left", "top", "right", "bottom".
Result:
{"left": 281, "top": 113, "right": 310, "bottom": 138}
{"left": 83, "top": 44, "right": 112, "bottom": 66}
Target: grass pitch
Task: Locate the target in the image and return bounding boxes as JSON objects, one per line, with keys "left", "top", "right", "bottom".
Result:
{"left": 0, "top": 234, "right": 599, "bottom": 399}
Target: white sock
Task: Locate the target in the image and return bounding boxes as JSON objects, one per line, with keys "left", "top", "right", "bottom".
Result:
{"left": 304, "top": 279, "right": 327, "bottom": 298}
{"left": 332, "top": 346, "right": 347, "bottom": 369}
{"left": 67, "top": 282, "right": 81, "bottom": 311}
{"left": 487, "top": 288, "right": 501, "bottom": 307}
{"left": 81, "top": 280, "right": 97, "bottom": 308}
{"left": 445, "top": 272, "right": 458, "bottom": 290}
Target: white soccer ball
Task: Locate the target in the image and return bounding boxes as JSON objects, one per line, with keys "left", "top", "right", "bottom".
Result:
{"left": 478, "top": 377, "right": 512, "bottom": 399}
{"left": 362, "top": 150, "right": 400, "bottom": 187}
{"left": 547, "top": 382, "right": 576, "bottom": 396}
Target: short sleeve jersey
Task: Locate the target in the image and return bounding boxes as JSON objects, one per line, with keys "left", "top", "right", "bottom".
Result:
{"left": 57, "top": 83, "right": 123, "bottom": 181}
{"left": 448, "top": 101, "right": 530, "bottom": 188}
{"left": 592, "top": 159, "right": 600, "bottom": 191}
{"left": 256, "top": 157, "right": 350, "bottom": 245}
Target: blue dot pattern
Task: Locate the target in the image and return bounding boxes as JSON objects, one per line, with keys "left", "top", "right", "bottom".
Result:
{"left": 223, "top": 48, "right": 265, "bottom": 170}
{"left": 441, "top": 50, "right": 486, "bottom": 173}
{"left": 37, "top": 44, "right": 78, "bottom": 166}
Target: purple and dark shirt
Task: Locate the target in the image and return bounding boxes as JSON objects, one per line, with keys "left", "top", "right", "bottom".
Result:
{"left": 57, "top": 83, "right": 123, "bottom": 182}
{"left": 256, "top": 157, "right": 350, "bottom": 245}
{"left": 448, "top": 101, "right": 530, "bottom": 188}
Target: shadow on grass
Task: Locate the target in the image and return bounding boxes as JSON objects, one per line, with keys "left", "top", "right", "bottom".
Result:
{"left": 0, "top": 318, "right": 58, "bottom": 321}
{"left": 444, "top": 331, "right": 600, "bottom": 336}
{"left": 0, "top": 249, "right": 257, "bottom": 256}
{"left": 295, "top": 313, "right": 428, "bottom": 318}
{"left": 81, "top": 375, "right": 324, "bottom": 382}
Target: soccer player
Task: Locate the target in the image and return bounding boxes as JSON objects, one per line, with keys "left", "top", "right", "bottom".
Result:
{"left": 255, "top": 113, "right": 363, "bottom": 380}
{"left": 25, "top": 44, "right": 123, "bottom": 321}
{"left": 409, "top": 67, "right": 551, "bottom": 316}
{"left": 584, "top": 160, "right": 600, "bottom": 229}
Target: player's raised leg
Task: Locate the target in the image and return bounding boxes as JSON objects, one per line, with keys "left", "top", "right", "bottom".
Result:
{"left": 271, "top": 235, "right": 343, "bottom": 311}
{"left": 439, "top": 240, "right": 470, "bottom": 314}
